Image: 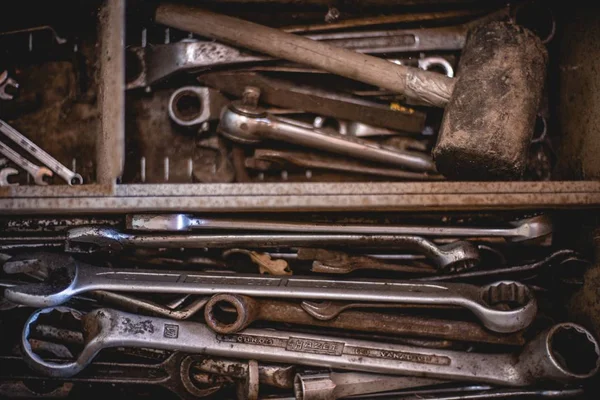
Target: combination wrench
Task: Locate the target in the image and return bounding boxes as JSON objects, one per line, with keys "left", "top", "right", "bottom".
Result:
{"left": 22, "top": 307, "right": 599, "bottom": 385}
{"left": 0, "top": 119, "right": 82, "bottom": 185}
{"left": 126, "top": 214, "right": 551, "bottom": 244}
{"left": 3, "top": 252, "right": 536, "bottom": 333}
{"left": 16, "top": 226, "right": 482, "bottom": 271}
{"left": 0, "top": 141, "right": 52, "bottom": 185}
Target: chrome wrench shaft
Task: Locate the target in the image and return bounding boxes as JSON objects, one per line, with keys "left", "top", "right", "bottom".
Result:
{"left": 3, "top": 253, "right": 535, "bottom": 333}
{"left": 0, "top": 119, "right": 82, "bottom": 185}
{"left": 22, "top": 308, "right": 600, "bottom": 385}
{"left": 0, "top": 141, "right": 52, "bottom": 185}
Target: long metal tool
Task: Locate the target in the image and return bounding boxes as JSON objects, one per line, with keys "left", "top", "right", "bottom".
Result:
{"left": 0, "top": 141, "right": 52, "bottom": 185}
{"left": 294, "top": 371, "right": 444, "bottom": 400}
{"left": 0, "top": 119, "right": 82, "bottom": 185}
{"left": 22, "top": 307, "right": 599, "bottom": 385}
{"left": 203, "top": 293, "right": 526, "bottom": 345}
{"left": 28, "top": 226, "right": 481, "bottom": 271}
{"left": 3, "top": 253, "right": 535, "bottom": 333}
{"left": 218, "top": 101, "right": 436, "bottom": 172}
{"left": 126, "top": 214, "right": 551, "bottom": 243}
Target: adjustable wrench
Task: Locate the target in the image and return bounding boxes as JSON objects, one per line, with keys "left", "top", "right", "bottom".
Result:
{"left": 22, "top": 307, "right": 599, "bottom": 385}
{"left": 126, "top": 214, "right": 551, "bottom": 244}
{"left": 0, "top": 120, "right": 82, "bottom": 185}
{"left": 0, "top": 141, "right": 52, "bottom": 185}
{"left": 3, "top": 252, "right": 536, "bottom": 333}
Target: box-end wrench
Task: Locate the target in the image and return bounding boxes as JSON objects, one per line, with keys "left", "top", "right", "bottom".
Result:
{"left": 22, "top": 307, "right": 600, "bottom": 385}
{"left": 62, "top": 226, "right": 482, "bottom": 271}
{"left": 203, "top": 294, "right": 526, "bottom": 346}
{"left": 126, "top": 214, "right": 552, "bottom": 244}
{"left": 0, "top": 141, "right": 52, "bottom": 185}
{"left": 3, "top": 252, "right": 535, "bottom": 333}
{"left": 0, "top": 120, "right": 82, "bottom": 185}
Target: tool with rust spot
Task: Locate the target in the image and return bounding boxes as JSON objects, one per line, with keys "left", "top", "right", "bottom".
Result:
{"left": 155, "top": 4, "right": 547, "bottom": 180}
{"left": 21, "top": 307, "right": 600, "bottom": 385}
{"left": 203, "top": 293, "right": 526, "bottom": 346}
{"left": 4, "top": 252, "right": 535, "bottom": 333}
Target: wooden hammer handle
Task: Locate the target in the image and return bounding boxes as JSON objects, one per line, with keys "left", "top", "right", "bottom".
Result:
{"left": 155, "top": 3, "right": 455, "bottom": 108}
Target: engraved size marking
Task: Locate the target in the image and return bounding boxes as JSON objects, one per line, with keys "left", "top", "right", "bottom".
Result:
{"left": 286, "top": 337, "right": 344, "bottom": 356}
{"left": 218, "top": 334, "right": 287, "bottom": 348}
{"left": 163, "top": 324, "right": 179, "bottom": 339}
{"left": 347, "top": 346, "right": 450, "bottom": 366}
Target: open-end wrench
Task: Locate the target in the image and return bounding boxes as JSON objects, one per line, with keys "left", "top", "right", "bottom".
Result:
{"left": 203, "top": 293, "right": 526, "bottom": 345}
{"left": 126, "top": 214, "right": 551, "bottom": 244}
{"left": 0, "top": 352, "right": 224, "bottom": 400}
{"left": 0, "top": 70, "right": 19, "bottom": 100}
{"left": 57, "top": 226, "right": 481, "bottom": 271}
{"left": 0, "top": 167, "right": 18, "bottom": 186}
{"left": 0, "top": 120, "right": 82, "bottom": 185}
{"left": 3, "top": 253, "right": 535, "bottom": 333}
{"left": 0, "top": 141, "right": 52, "bottom": 185}
{"left": 22, "top": 307, "right": 600, "bottom": 385}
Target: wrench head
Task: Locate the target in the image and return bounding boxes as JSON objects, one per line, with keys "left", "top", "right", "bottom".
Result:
{"left": 3, "top": 253, "right": 77, "bottom": 308}
{"left": 437, "top": 241, "right": 480, "bottom": 272}
{"left": 509, "top": 215, "right": 553, "bottom": 243}
{"left": 32, "top": 166, "right": 53, "bottom": 186}
{"left": 0, "top": 167, "right": 19, "bottom": 186}
{"left": 66, "top": 226, "right": 124, "bottom": 253}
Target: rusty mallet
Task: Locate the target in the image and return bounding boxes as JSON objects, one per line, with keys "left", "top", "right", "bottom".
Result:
{"left": 155, "top": 4, "right": 547, "bottom": 180}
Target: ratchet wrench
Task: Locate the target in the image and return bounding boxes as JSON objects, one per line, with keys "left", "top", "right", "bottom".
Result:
{"left": 0, "top": 119, "right": 82, "bottom": 185}
{"left": 3, "top": 252, "right": 536, "bottom": 333}
{"left": 22, "top": 307, "right": 599, "bottom": 385}
{"left": 0, "top": 141, "right": 52, "bottom": 185}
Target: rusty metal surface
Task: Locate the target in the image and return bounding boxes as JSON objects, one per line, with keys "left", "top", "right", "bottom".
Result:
{"left": 96, "top": 0, "right": 125, "bottom": 185}
{"left": 0, "top": 181, "right": 599, "bottom": 213}
{"left": 203, "top": 293, "right": 525, "bottom": 345}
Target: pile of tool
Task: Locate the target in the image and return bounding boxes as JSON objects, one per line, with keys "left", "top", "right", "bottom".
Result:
{"left": 0, "top": 213, "right": 597, "bottom": 399}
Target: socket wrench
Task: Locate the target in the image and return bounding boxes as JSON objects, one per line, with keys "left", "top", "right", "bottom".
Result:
{"left": 0, "top": 119, "right": 82, "bottom": 185}
{"left": 4, "top": 253, "right": 535, "bottom": 333}
{"left": 126, "top": 214, "right": 551, "bottom": 244}
{"left": 203, "top": 294, "right": 526, "bottom": 345}
{"left": 22, "top": 307, "right": 599, "bottom": 385}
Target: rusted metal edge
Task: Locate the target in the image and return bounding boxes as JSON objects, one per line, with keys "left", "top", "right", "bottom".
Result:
{"left": 0, "top": 182, "right": 598, "bottom": 214}
{"left": 96, "top": 0, "right": 125, "bottom": 185}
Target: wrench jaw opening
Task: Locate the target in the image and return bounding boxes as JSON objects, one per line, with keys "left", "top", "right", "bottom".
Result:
{"left": 21, "top": 307, "right": 88, "bottom": 378}
{"left": 3, "top": 254, "right": 79, "bottom": 308}
{"left": 473, "top": 281, "right": 538, "bottom": 334}
{"left": 204, "top": 293, "right": 259, "bottom": 334}
{"left": 32, "top": 166, "right": 53, "bottom": 186}
{"left": 516, "top": 323, "right": 600, "bottom": 385}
